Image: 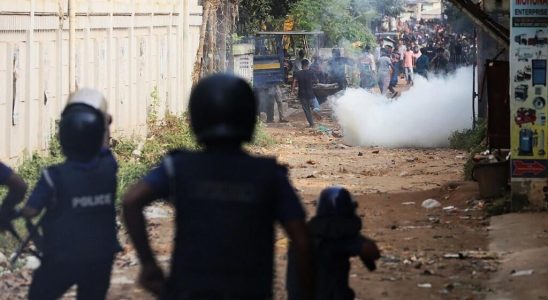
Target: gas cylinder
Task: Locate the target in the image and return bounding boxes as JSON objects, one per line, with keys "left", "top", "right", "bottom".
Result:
{"left": 519, "top": 128, "right": 533, "bottom": 156}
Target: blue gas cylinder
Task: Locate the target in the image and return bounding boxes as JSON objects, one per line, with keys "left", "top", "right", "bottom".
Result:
{"left": 519, "top": 128, "right": 533, "bottom": 155}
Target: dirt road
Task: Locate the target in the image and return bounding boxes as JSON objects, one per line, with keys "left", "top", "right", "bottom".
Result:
{"left": 0, "top": 95, "right": 502, "bottom": 300}
{"left": 106, "top": 105, "right": 494, "bottom": 300}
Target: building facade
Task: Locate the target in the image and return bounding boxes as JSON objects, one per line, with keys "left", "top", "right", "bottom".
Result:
{"left": 403, "top": 0, "right": 443, "bottom": 20}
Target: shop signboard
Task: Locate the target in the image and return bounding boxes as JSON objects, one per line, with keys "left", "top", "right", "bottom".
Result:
{"left": 510, "top": 0, "right": 548, "bottom": 180}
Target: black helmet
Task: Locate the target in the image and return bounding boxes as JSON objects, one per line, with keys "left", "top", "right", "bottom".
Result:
{"left": 189, "top": 74, "right": 257, "bottom": 144}
{"left": 316, "top": 187, "right": 357, "bottom": 217}
{"left": 59, "top": 103, "right": 105, "bottom": 162}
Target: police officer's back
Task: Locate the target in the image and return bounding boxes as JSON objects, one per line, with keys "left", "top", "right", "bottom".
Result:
{"left": 123, "top": 74, "right": 313, "bottom": 299}
{"left": 20, "top": 89, "right": 120, "bottom": 300}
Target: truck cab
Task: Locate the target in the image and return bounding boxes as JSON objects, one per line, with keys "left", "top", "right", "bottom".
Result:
{"left": 253, "top": 34, "right": 285, "bottom": 89}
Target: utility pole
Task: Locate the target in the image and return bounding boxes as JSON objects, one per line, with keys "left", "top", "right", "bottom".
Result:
{"left": 68, "top": 0, "right": 76, "bottom": 93}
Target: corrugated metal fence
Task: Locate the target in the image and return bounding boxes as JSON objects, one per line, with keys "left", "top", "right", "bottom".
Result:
{"left": 0, "top": 0, "right": 202, "bottom": 163}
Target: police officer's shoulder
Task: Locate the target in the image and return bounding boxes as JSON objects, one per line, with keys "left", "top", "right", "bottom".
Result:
{"left": 255, "top": 154, "right": 290, "bottom": 175}
{"left": 48, "top": 161, "right": 65, "bottom": 172}
{"left": 40, "top": 164, "right": 62, "bottom": 187}
{"left": 275, "top": 162, "right": 290, "bottom": 176}
{"left": 250, "top": 153, "right": 276, "bottom": 162}
{"left": 166, "top": 149, "right": 187, "bottom": 157}
{"left": 246, "top": 152, "right": 281, "bottom": 168}
{"left": 163, "top": 149, "right": 195, "bottom": 165}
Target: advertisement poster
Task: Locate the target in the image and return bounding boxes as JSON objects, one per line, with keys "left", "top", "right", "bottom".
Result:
{"left": 510, "top": 0, "right": 548, "bottom": 179}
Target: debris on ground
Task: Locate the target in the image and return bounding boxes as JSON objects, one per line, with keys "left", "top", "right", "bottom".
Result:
{"left": 443, "top": 251, "right": 498, "bottom": 260}
{"left": 511, "top": 269, "right": 534, "bottom": 277}
{"left": 417, "top": 283, "right": 432, "bottom": 288}
{"left": 422, "top": 199, "right": 441, "bottom": 209}
{"left": 144, "top": 206, "right": 171, "bottom": 219}
{"left": 0, "top": 89, "right": 496, "bottom": 299}
{"left": 23, "top": 256, "right": 40, "bottom": 270}
{"left": 0, "top": 252, "right": 7, "bottom": 267}
{"left": 444, "top": 253, "right": 464, "bottom": 259}
{"left": 111, "top": 276, "right": 135, "bottom": 285}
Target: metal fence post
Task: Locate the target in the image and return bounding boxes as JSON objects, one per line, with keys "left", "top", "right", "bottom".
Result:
{"left": 68, "top": 0, "right": 76, "bottom": 93}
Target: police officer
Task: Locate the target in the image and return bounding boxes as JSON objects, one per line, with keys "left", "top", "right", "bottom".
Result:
{"left": 17, "top": 89, "right": 121, "bottom": 300}
{"left": 123, "top": 74, "right": 313, "bottom": 300}
{"left": 286, "top": 187, "right": 380, "bottom": 300}
{"left": 0, "top": 162, "right": 27, "bottom": 231}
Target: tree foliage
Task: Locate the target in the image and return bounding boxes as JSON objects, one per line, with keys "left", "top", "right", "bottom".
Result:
{"left": 374, "top": 0, "right": 406, "bottom": 18}
{"left": 289, "top": 0, "right": 375, "bottom": 47}
{"left": 237, "top": 0, "right": 296, "bottom": 35}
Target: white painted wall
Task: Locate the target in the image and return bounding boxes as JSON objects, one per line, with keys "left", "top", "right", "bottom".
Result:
{"left": 0, "top": 0, "right": 202, "bottom": 163}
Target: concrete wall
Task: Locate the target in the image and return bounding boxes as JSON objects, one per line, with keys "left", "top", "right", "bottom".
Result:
{"left": 0, "top": 0, "right": 202, "bottom": 163}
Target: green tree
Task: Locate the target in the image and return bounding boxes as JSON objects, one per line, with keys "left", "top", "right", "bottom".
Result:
{"left": 290, "top": 0, "right": 375, "bottom": 47}
{"left": 237, "top": 0, "right": 297, "bottom": 35}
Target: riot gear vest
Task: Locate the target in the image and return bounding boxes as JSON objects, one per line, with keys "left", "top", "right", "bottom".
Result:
{"left": 41, "top": 157, "right": 120, "bottom": 262}
{"left": 164, "top": 150, "right": 281, "bottom": 295}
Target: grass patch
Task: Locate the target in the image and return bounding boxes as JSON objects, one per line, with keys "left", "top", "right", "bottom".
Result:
{"left": 6, "top": 113, "right": 274, "bottom": 209}
{"left": 249, "top": 119, "right": 276, "bottom": 148}
{"left": 1, "top": 110, "right": 275, "bottom": 256}
{"left": 486, "top": 195, "right": 512, "bottom": 216}
{"left": 449, "top": 119, "right": 487, "bottom": 180}
{"left": 139, "top": 114, "right": 199, "bottom": 167}
{"left": 449, "top": 119, "right": 487, "bottom": 151}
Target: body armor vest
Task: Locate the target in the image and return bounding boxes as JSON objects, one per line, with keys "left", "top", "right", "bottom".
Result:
{"left": 165, "top": 150, "right": 280, "bottom": 294}
{"left": 41, "top": 157, "right": 120, "bottom": 262}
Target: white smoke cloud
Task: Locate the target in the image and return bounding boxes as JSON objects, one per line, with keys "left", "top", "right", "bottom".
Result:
{"left": 331, "top": 67, "right": 475, "bottom": 148}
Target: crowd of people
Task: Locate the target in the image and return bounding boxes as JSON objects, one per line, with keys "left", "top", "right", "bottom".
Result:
{"left": 358, "top": 18, "right": 476, "bottom": 97}
{"left": 281, "top": 18, "right": 476, "bottom": 105}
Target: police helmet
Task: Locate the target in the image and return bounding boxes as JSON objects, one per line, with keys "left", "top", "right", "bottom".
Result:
{"left": 189, "top": 74, "right": 257, "bottom": 144}
{"left": 316, "top": 187, "right": 357, "bottom": 217}
{"left": 66, "top": 88, "right": 108, "bottom": 118}
{"left": 59, "top": 90, "right": 106, "bottom": 162}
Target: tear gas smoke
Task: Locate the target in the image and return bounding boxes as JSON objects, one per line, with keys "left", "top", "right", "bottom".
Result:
{"left": 331, "top": 67, "right": 475, "bottom": 148}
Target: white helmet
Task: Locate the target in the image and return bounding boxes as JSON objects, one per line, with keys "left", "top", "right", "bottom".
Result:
{"left": 66, "top": 88, "right": 108, "bottom": 117}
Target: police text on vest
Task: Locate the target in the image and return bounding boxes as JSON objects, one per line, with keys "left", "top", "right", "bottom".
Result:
{"left": 72, "top": 194, "right": 112, "bottom": 208}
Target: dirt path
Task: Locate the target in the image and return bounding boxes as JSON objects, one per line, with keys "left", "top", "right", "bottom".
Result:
{"left": 0, "top": 86, "right": 498, "bottom": 300}
{"left": 105, "top": 103, "right": 493, "bottom": 300}
{"left": 486, "top": 213, "right": 548, "bottom": 300}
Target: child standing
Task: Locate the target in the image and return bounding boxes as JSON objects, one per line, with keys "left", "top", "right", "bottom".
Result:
{"left": 287, "top": 187, "right": 380, "bottom": 300}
